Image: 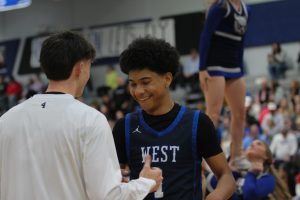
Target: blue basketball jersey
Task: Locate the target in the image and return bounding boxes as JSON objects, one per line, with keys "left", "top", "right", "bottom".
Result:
{"left": 200, "top": 0, "right": 250, "bottom": 78}
{"left": 125, "top": 106, "right": 202, "bottom": 200}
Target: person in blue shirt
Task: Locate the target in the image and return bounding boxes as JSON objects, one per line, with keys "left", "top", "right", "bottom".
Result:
{"left": 243, "top": 124, "right": 268, "bottom": 150}
{"left": 113, "top": 37, "right": 235, "bottom": 200}
{"left": 199, "top": 0, "right": 250, "bottom": 169}
{"left": 206, "top": 140, "right": 276, "bottom": 200}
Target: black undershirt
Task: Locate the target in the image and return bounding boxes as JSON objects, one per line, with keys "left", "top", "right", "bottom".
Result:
{"left": 112, "top": 103, "right": 223, "bottom": 164}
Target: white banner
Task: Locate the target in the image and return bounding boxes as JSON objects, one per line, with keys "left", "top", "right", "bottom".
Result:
{"left": 30, "top": 36, "right": 47, "bottom": 68}
{"left": 85, "top": 19, "right": 175, "bottom": 60}
{"left": 29, "top": 19, "right": 175, "bottom": 68}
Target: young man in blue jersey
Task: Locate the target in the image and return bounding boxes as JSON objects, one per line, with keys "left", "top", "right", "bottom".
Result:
{"left": 113, "top": 37, "right": 235, "bottom": 200}
{"left": 199, "top": 0, "right": 251, "bottom": 170}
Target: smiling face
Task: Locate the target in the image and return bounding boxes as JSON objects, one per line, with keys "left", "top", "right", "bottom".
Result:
{"left": 128, "top": 69, "right": 173, "bottom": 115}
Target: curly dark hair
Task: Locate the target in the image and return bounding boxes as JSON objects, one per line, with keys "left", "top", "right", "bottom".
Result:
{"left": 119, "top": 37, "right": 180, "bottom": 76}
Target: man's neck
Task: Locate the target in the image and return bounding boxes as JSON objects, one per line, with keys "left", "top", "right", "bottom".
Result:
{"left": 144, "top": 99, "right": 175, "bottom": 116}
{"left": 46, "top": 80, "right": 77, "bottom": 97}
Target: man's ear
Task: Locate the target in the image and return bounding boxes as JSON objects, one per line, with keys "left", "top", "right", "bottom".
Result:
{"left": 74, "top": 61, "right": 83, "bottom": 77}
{"left": 165, "top": 72, "right": 173, "bottom": 88}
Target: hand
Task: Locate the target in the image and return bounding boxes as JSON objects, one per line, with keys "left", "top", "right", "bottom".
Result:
{"left": 121, "top": 168, "right": 130, "bottom": 183}
{"left": 139, "top": 155, "right": 163, "bottom": 193}
{"left": 249, "top": 161, "right": 264, "bottom": 175}
{"left": 199, "top": 70, "right": 211, "bottom": 92}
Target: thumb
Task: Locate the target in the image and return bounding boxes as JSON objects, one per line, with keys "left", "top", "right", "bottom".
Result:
{"left": 143, "top": 155, "right": 152, "bottom": 168}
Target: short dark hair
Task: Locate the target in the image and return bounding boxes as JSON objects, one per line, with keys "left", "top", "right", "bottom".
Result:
{"left": 119, "top": 37, "right": 180, "bottom": 76}
{"left": 40, "top": 31, "right": 95, "bottom": 80}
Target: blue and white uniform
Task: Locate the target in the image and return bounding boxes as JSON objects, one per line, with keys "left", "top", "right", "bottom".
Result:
{"left": 124, "top": 106, "right": 202, "bottom": 200}
{"left": 199, "top": 0, "right": 250, "bottom": 78}
{"left": 207, "top": 171, "right": 275, "bottom": 200}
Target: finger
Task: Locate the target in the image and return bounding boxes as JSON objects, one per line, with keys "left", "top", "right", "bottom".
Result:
{"left": 153, "top": 168, "right": 162, "bottom": 178}
{"left": 143, "top": 155, "right": 152, "bottom": 168}
{"left": 152, "top": 167, "right": 162, "bottom": 173}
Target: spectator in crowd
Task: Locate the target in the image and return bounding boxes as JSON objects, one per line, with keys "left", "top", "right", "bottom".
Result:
{"left": 268, "top": 42, "right": 287, "bottom": 80}
{"left": 290, "top": 80, "right": 300, "bottom": 107}
{"left": 112, "top": 78, "right": 131, "bottom": 113}
{"left": 256, "top": 78, "right": 272, "bottom": 106}
{"left": 270, "top": 118, "right": 299, "bottom": 197}
{"left": 243, "top": 124, "right": 268, "bottom": 150}
{"left": 270, "top": 80, "right": 284, "bottom": 105}
{"left": 5, "top": 75, "right": 22, "bottom": 109}
{"left": 182, "top": 48, "right": 200, "bottom": 92}
{"left": 245, "top": 95, "right": 259, "bottom": 130}
{"left": 291, "top": 103, "right": 300, "bottom": 131}
{"left": 105, "top": 65, "right": 119, "bottom": 90}
{"left": 30, "top": 73, "right": 47, "bottom": 93}
{"left": 261, "top": 102, "right": 284, "bottom": 138}
{"left": 270, "top": 119, "right": 298, "bottom": 164}
{"left": 278, "top": 96, "right": 294, "bottom": 120}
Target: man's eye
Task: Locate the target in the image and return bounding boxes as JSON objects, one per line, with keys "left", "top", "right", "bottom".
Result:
{"left": 142, "top": 81, "right": 150, "bottom": 85}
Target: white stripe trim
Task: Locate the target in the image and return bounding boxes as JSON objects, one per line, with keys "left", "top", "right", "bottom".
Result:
{"left": 207, "top": 66, "right": 241, "bottom": 73}
{"left": 225, "top": 1, "right": 231, "bottom": 18}
{"left": 206, "top": 173, "right": 215, "bottom": 193}
{"left": 215, "top": 31, "right": 242, "bottom": 41}
{"left": 241, "top": 0, "right": 248, "bottom": 18}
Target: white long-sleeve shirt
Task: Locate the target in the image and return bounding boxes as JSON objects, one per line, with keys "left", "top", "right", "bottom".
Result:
{"left": 261, "top": 112, "right": 284, "bottom": 136}
{"left": 0, "top": 94, "right": 155, "bottom": 200}
{"left": 270, "top": 132, "right": 298, "bottom": 162}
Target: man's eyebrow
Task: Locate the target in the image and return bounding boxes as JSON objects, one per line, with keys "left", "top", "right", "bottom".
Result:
{"left": 129, "top": 77, "right": 151, "bottom": 82}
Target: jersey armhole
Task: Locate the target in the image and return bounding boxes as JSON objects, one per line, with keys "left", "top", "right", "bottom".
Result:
{"left": 125, "top": 113, "right": 131, "bottom": 163}
{"left": 192, "top": 110, "right": 201, "bottom": 161}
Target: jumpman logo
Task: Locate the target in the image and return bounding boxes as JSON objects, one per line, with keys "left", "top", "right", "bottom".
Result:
{"left": 132, "top": 126, "right": 142, "bottom": 134}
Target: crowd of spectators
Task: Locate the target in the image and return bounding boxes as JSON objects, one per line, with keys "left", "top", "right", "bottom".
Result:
{"left": 1, "top": 68, "right": 300, "bottom": 198}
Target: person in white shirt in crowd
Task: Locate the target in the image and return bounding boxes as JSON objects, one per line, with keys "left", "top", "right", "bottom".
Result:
{"left": 267, "top": 42, "right": 287, "bottom": 80}
{"left": 261, "top": 101, "right": 284, "bottom": 138}
{"left": 270, "top": 118, "right": 298, "bottom": 163}
{"left": 0, "top": 31, "right": 162, "bottom": 200}
{"left": 182, "top": 48, "right": 200, "bottom": 92}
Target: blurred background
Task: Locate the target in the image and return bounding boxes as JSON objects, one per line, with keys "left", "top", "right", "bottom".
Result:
{"left": 1, "top": 0, "right": 300, "bottom": 197}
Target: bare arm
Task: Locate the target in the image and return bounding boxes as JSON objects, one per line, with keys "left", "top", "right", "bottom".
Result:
{"left": 205, "top": 153, "right": 235, "bottom": 200}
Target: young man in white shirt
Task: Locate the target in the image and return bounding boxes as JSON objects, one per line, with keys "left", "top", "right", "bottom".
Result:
{"left": 0, "top": 31, "right": 162, "bottom": 200}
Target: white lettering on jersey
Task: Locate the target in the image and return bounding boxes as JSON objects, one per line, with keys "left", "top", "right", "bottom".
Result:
{"left": 170, "top": 146, "right": 180, "bottom": 162}
{"left": 152, "top": 146, "right": 159, "bottom": 162}
{"left": 161, "top": 146, "right": 168, "bottom": 162}
{"left": 141, "top": 145, "right": 180, "bottom": 163}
